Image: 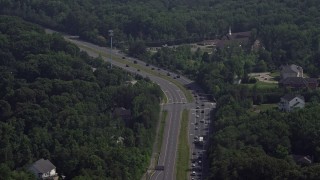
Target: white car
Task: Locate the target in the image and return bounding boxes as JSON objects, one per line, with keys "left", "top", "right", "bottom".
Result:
{"left": 191, "top": 171, "right": 196, "bottom": 176}
{"left": 196, "top": 115, "right": 200, "bottom": 118}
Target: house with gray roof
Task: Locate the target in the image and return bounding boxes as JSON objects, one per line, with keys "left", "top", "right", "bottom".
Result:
{"left": 279, "top": 77, "right": 318, "bottom": 89}
{"left": 29, "top": 159, "right": 58, "bottom": 180}
{"left": 280, "top": 64, "right": 303, "bottom": 80}
{"left": 278, "top": 94, "right": 305, "bottom": 112}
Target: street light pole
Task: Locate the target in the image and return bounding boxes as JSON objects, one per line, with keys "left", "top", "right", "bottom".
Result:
{"left": 108, "top": 30, "right": 114, "bottom": 69}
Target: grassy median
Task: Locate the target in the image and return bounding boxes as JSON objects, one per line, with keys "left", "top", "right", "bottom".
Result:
{"left": 176, "top": 109, "right": 190, "bottom": 180}
{"left": 156, "top": 110, "right": 168, "bottom": 163}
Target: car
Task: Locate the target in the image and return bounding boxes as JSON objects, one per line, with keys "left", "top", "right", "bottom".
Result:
{"left": 195, "top": 127, "right": 198, "bottom": 130}
{"left": 133, "top": 60, "right": 137, "bottom": 64}
{"left": 201, "top": 104, "right": 205, "bottom": 106}
{"left": 195, "top": 122, "right": 198, "bottom": 125}
{"left": 176, "top": 75, "right": 180, "bottom": 78}
{"left": 196, "top": 106, "right": 200, "bottom": 109}
{"left": 167, "top": 72, "right": 171, "bottom": 76}
{"left": 194, "top": 136, "right": 199, "bottom": 140}
{"left": 201, "top": 110, "right": 204, "bottom": 113}
{"left": 158, "top": 68, "right": 161, "bottom": 70}
{"left": 192, "top": 152, "right": 196, "bottom": 155}
{"left": 196, "top": 115, "right": 200, "bottom": 118}
{"left": 200, "top": 119, "right": 205, "bottom": 123}
{"left": 191, "top": 171, "right": 196, "bottom": 176}
{"left": 137, "top": 69, "right": 140, "bottom": 71}
{"left": 151, "top": 67, "right": 155, "bottom": 70}
{"left": 122, "top": 56, "right": 126, "bottom": 59}
{"left": 198, "top": 160, "right": 202, "bottom": 164}
{"left": 192, "top": 163, "right": 196, "bottom": 167}
{"left": 146, "top": 63, "right": 150, "bottom": 66}
{"left": 125, "top": 64, "right": 129, "bottom": 67}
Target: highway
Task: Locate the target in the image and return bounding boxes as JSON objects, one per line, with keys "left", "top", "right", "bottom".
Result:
{"left": 46, "top": 30, "right": 215, "bottom": 180}
{"left": 61, "top": 35, "right": 188, "bottom": 180}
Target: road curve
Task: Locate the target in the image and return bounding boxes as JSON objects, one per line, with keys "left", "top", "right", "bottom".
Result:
{"left": 58, "top": 35, "right": 188, "bottom": 180}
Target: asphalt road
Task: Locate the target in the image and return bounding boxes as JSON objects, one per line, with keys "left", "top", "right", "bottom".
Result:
{"left": 58, "top": 35, "right": 188, "bottom": 180}
{"left": 45, "top": 30, "right": 215, "bottom": 180}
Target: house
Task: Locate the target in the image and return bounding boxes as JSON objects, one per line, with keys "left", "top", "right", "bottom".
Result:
{"left": 113, "top": 107, "right": 132, "bottom": 121}
{"left": 279, "top": 77, "right": 318, "bottom": 89}
{"left": 280, "top": 64, "right": 303, "bottom": 80}
{"left": 29, "top": 159, "right": 58, "bottom": 180}
{"left": 278, "top": 94, "right": 305, "bottom": 112}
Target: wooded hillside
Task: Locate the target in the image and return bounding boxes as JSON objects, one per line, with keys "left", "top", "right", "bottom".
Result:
{"left": 0, "top": 16, "right": 162, "bottom": 179}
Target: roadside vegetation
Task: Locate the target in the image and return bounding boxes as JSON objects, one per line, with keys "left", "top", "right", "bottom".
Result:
{"left": 176, "top": 109, "right": 190, "bottom": 180}
{"left": 0, "top": 16, "right": 162, "bottom": 179}
{"left": 2, "top": 0, "right": 320, "bottom": 179}
{"left": 76, "top": 43, "right": 194, "bottom": 102}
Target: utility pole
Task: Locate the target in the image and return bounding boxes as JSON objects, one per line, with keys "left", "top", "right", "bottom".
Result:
{"left": 108, "top": 29, "right": 113, "bottom": 69}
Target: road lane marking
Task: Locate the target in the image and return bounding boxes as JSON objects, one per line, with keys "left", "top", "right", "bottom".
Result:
{"left": 160, "top": 110, "right": 173, "bottom": 165}
{"left": 154, "top": 171, "right": 162, "bottom": 180}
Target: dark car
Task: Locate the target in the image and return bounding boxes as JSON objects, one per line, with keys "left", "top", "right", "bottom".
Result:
{"left": 133, "top": 60, "right": 137, "bottom": 64}
{"left": 167, "top": 72, "right": 171, "bottom": 76}
{"left": 137, "top": 69, "right": 140, "bottom": 71}
{"left": 125, "top": 64, "right": 129, "bottom": 67}
{"left": 176, "top": 75, "right": 180, "bottom": 78}
{"left": 122, "top": 56, "right": 126, "bottom": 59}
{"left": 146, "top": 63, "right": 150, "bottom": 66}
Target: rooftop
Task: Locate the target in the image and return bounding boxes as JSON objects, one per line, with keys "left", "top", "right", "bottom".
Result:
{"left": 282, "top": 94, "right": 304, "bottom": 101}
{"left": 280, "top": 64, "right": 302, "bottom": 74}
{"left": 30, "top": 159, "right": 56, "bottom": 174}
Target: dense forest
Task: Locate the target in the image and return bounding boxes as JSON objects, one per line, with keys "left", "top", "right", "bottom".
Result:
{"left": 1, "top": 0, "right": 320, "bottom": 179}
{"left": 0, "top": 16, "right": 162, "bottom": 179}
{"left": 207, "top": 88, "right": 320, "bottom": 179}
{"left": 1, "top": 0, "right": 319, "bottom": 76}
